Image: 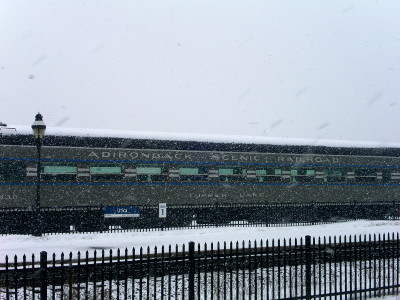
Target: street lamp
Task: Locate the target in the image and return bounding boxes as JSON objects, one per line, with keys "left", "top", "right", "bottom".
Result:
{"left": 31, "top": 113, "right": 46, "bottom": 236}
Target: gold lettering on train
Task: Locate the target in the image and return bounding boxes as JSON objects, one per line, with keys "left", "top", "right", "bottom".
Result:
{"left": 189, "top": 193, "right": 228, "bottom": 199}
{"left": 88, "top": 151, "right": 340, "bottom": 164}
{"left": 210, "top": 154, "right": 263, "bottom": 163}
{"left": 277, "top": 156, "right": 339, "bottom": 164}
{"left": 88, "top": 151, "right": 193, "bottom": 161}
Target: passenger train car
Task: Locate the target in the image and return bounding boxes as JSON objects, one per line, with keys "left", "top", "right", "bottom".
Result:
{"left": 1, "top": 124, "right": 399, "bottom": 231}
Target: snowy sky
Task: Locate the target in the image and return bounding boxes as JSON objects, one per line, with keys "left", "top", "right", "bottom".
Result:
{"left": 1, "top": 0, "right": 400, "bottom": 143}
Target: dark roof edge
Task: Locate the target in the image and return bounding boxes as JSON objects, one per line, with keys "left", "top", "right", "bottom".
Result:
{"left": 1, "top": 133, "right": 400, "bottom": 157}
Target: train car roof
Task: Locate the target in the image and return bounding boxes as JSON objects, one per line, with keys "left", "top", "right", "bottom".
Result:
{"left": 1, "top": 124, "right": 400, "bottom": 157}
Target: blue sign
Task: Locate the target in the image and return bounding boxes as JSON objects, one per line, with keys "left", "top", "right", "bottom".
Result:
{"left": 104, "top": 206, "right": 140, "bottom": 218}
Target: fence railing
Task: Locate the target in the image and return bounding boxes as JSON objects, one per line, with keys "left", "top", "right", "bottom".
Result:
{"left": 0, "top": 233, "right": 399, "bottom": 299}
{"left": 1, "top": 200, "right": 399, "bottom": 235}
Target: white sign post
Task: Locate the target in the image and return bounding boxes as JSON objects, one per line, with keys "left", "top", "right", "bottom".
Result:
{"left": 159, "top": 203, "right": 167, "bottom": 218}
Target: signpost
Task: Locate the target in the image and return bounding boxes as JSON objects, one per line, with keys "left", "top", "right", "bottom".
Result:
{"left": 159, "top": 203, "right": 167, "bottom": 218}
{"left": 104, "top": 206, "right": 140, "bottom": 218}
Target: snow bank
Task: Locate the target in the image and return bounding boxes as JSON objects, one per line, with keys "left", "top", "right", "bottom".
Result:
{"left": 1, "top": 220, "right": 399, "bottom": 261}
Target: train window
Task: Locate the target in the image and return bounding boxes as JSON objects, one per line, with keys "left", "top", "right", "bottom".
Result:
{"left": 255, "top": 168, "right": 281, "bottom": 176}
{"left": 255, "top": 170, "right": 267, "bottom": 176}
{"left": 292, "top": 169, "right": 315, "bottom": 182}
{"left": 219, "top": 167, "right": 246, "bottom": 182}
{"left": 255, "top": 168, "right": 281, "bottom": 182}
{"left": 354, "top": 169, "right": 375, "bottom": 176}
{"left": 90, "top": 166, "right": 123, "bottom": 181}
{"left": 137, "top": 166, "right": 168, "bottom": 182}
{"left": 219, "top": 168, "right": 233, "bottom": 175}
{"left": 382, "top": 170, "right": 391, "bottom": 183}
{"left": 390, "top": 171, "right": 400, "bottom": 181}
{"left": 381, "top": 169, "right": 400, "bottom": 183}
{"left": 44, "top": 166, "right": 77, "bottom": 173}
{"left": 324, "top": 169, "right": 346, "bottom": 183}
{"left": 290, "top": 170, "right": 298, "bottom": 182}
{"left": 137, "top": 167, "right": 163, "bottom": 174}
{"left": 354, "top": 168, "right": 377, "bottom": 183}
{"left": 42, "top": 165, "right": 77, "bottom": 181}
{"left": 90, "top": 166, "right": 122, "bottom": 174}
{"left": 219, "top": 168, "right": 246, "bottom": 175}
{"left": 0, "top": 161, "right": 25, "bottom": 182}
{"left": 179, "top": 166, "right": 208, "bottom": 181}
{"left": 305, "top": 170, "right": 315, "bottom": 176}
{"left": 179, "top": 168, "right": 198, "bottom": 175}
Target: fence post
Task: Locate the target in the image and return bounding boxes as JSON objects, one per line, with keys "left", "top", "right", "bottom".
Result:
{"left": 40, "top": 251, "right": 48, "bottom": 300}
{"left": 100, "top": 205, "right": 105, "bottom": 233}
{"left": 305, "top": 235, "right": 312, "bottom": 300}
{"left": 264, "top": 201, "right": 269, "bottom": 226}
{"left": 188, "top": 241, "right": 195, "bottom": 300}
{"left": 311, "top": 202, "right": 316, "bottom": 225}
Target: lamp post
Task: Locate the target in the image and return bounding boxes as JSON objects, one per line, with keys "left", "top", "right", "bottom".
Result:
{"left": 31, "top": 113, "right": 46, "bottom": 236}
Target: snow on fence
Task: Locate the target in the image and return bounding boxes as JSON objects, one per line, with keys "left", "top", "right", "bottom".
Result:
{"left": 0, "top": 233, "right": 399, "bottom": 299}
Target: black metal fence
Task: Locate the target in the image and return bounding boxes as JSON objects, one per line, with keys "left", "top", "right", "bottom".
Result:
{"left": 0, "top": 233, "right": 399, "bottom": 299}
{"left": 1, "top": 201, "right": 399, "bottom": 235}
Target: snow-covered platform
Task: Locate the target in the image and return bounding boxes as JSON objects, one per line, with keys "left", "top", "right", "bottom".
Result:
{"left": 1, "top": 220, "right": 398, "bottom": 262}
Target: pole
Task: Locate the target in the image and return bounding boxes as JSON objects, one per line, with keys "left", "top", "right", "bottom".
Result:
{"left": 305, "top": 235, "right": 312, "bottom": 300}
{"left": 34, "top": 138, "right": 42, "bottom": 236}
{"left": 40, "top": 251, "right": 48, "bottom": 300}
{"left": 188, "top": 241, "right": 195, "bottom": 300}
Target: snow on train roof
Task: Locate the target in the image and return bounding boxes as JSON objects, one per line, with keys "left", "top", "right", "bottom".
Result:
{"left": 2, "top": 124, "right": 400, "bottom": 149}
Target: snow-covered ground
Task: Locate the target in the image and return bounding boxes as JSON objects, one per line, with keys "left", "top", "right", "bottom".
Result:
{"left": 1, "top": 220, "right": 399, "bottom": 299}
{"left": 370, "top": 297, "right": 400, "bottom": 300}
{"left": 1, "top": 220, "right": 399, "bottom": 262}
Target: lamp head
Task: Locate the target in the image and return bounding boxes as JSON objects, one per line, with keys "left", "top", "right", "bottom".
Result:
{"left": 31, "top": 112, "right": 46, "bottom": 139}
